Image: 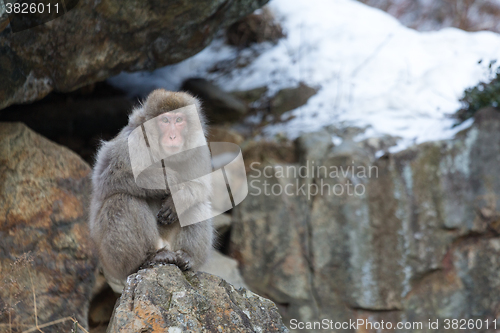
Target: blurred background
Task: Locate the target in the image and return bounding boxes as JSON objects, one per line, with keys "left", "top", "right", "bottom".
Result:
{"left": 1, "top": 0, "right": 500, "bottom": 332}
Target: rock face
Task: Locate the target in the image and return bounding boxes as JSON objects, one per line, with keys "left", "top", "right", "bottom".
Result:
{"left": 0, "top": 123, "right": 97, "bottom": 332}
{"left": 107, "top": 265, "right": 289, "bottom": 333}
{"left": 358, "top": 0, "right": 500, "bottom": 32}
{"left": 0, "top": 0, "right": 269, "bottom": 110}
{"left": 230, "top": 107, "right": 500, "bottom": 331}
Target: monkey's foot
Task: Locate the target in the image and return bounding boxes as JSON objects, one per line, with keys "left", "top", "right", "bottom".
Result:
{"left": 172, "top": 250, "right": 192, "bottom": 271}
{"left": 157, "top": 197, "right": 178, "bottom": 226}
{"left": 140, "top": 249, "right": 192, "bottom": 271}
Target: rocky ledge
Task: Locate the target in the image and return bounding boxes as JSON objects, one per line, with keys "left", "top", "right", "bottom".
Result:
{"left": 108, "top": 264, "right": 289, "bottom": 333}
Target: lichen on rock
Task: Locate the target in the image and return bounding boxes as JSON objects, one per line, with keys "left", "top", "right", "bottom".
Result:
{"left": 107, "top": 265, "right": 289, "bottom": 333}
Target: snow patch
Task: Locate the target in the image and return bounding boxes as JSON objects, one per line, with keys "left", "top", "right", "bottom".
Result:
{"left": 109, "top": 0, "right": 500, "bottom": 151}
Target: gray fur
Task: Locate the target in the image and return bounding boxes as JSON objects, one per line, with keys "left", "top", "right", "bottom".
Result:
{"left": 89, "top": 89, "right": 214, "bottom": 290}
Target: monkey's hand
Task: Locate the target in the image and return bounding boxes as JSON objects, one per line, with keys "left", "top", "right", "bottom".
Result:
{"left": 157, "top": 196, "right": 178, "bottom": 226}
{"left": 140, "top": 249, "right": 192, "bottom": 271}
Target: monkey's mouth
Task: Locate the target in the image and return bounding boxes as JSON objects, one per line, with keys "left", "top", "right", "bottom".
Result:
{"left": 162, "top": 145, "right": 182, "bottom": 154}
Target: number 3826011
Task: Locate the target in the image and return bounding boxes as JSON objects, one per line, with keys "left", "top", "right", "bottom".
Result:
{"left": 5, "top": 2, "right": 59, "bottom": 14}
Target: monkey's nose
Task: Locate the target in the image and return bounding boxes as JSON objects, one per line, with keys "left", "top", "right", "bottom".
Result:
{"left": 170, "top": 135, "right": 176, "bottom": 140}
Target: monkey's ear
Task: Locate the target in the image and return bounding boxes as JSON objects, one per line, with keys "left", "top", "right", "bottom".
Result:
{"left": 128, "top": 106, "right": 146, "bottom": 127}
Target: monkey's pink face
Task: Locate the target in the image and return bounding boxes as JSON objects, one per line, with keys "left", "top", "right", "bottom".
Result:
{"left": 157, "top": 112, "right": 187, "bottom": 154}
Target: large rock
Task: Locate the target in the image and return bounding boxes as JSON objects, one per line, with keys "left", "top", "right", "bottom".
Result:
{"left": 230, "top": 108, "right": 500, "bottom": 331}
{"left": 107, "top": 265, "right": 289, "bottom": 332}
{"left": 182, "top": 78, "right": 249, "bottom": 124}
{"left": 208, "top": 126, "right": 245, "bottom": 145}
{"left": 0, "top": 123, "right": 96, "bottom": 332}
{"left": 269, "top": 82, "right": 318, "bottom": 117}
{"left": 0, "top": 0, "right": 268, "bottom": 110}
{"left": 226, "top": 7, "right": 284, "bottom": 48}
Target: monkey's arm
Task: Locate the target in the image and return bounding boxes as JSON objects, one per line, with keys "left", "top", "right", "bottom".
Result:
{"left": 157, "top": 195, "right": 177, "bottom": 225}
{"left": 168, "top": 179, "right": 211, "bottom": 216}
{"left": 156, "top": 176, "right": 211, "bottom": 225}
{"left": 93, "top": 140, "right": 169, "bottom": 200}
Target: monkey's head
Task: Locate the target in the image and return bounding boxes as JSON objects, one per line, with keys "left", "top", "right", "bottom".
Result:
{"left": 129, "top": 89, "right": 208, "bottom": 160}
{"left": 129, "top": 89, "right": 204, "bottom": 126}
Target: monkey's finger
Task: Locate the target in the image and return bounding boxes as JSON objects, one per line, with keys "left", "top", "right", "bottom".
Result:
{"left": 157, "top": 207, "right": 171, "bottom": 218}
{"left": 174, "top": 258, "right": 190, "bottom": 271}
{"left": 157, "top": 214, "right": 176, "bottom": 226}
{"left": 173, "top": 250, "right": 192, "bottom": 271}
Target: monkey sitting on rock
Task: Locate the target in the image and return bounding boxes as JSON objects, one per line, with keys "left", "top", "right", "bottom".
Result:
{"left": 89, "top": 89, "right": 214, "bottom": 292}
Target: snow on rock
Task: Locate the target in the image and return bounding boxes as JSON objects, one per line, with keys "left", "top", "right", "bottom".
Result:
{"left": 109, "top": 0, "right": 500, "bottom": 151}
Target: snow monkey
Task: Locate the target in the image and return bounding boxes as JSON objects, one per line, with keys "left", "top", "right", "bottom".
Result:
{"left": 89, "top": 89, "right": 214, "bottom": 292}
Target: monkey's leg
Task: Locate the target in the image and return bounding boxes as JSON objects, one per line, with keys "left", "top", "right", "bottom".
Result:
{"left": 174, "top": 215, "right": 214, "bottom": 271}
{"left": 97, "top": 194, "right": 159, "bottom": 283}
{"left": 157, "top": 195, "right": 178, "bottom": 225}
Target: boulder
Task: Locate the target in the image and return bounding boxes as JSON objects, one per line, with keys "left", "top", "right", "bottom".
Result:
{"left": 0, "top": 123, "right": 96, "bottom": 332}
{"left": 207, "top": 126, "right": 245, "bottom": 145}
{"left": 231, "top": 86, "right": 268, "bottom": 105}
{"left": 182, "top": 78, "right": 249, "bottom": 124}
{"left": 0, "top": 0, "right": 269, "bottom": 110}
{"left": 269, "top": 82, "right": 318, "bottom": 117}
{"left": 230, "top": 107, "right": 500, "bottom": 330}
{"left": 226, "top": 6, "right": 284, "bottom": 48}
{"left": 88, "top": 249, "right": 250, "bottom": 331}
{"left": 107, "top": 265, "right": 289, "bottom": 333}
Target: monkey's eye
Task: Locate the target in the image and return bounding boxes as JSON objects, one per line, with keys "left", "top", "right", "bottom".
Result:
{"left": 162, "top": 117, "right": 169, "bottom": 123}
{"left": 176, "top": 117, "right": 183, "bottom": 123}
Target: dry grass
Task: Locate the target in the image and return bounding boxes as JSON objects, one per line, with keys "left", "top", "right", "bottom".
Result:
{"left": 0, "top": 253, "right": 89, "bottom": 333}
